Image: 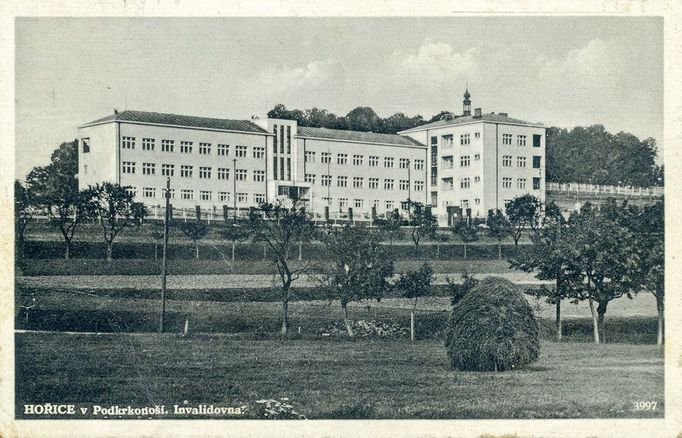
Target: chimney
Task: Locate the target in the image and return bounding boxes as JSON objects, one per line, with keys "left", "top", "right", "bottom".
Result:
{"left": 499, "top": 112, "right": 508, "bottom": 117}
{"left": 474, "top": 108, "right": 482, "bottom": 118}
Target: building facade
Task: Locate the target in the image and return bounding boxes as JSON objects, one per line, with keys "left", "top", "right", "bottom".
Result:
{"left": 77, "top": 91, "right": 545, "bottom": 225}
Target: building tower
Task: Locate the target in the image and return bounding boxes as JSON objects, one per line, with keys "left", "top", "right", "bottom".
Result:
{"left": 463, "top": 88, "right": 471, "bottom": 116}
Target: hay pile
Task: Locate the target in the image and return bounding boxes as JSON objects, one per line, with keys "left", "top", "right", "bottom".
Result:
{"left": 444, "top": 277, "right": 539, "bottom": 372}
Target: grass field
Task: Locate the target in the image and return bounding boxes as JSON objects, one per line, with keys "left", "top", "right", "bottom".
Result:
{"left": 15, "top": 332, "right": 663, "bottom": 419}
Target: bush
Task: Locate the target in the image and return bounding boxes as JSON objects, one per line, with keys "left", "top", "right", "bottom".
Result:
{"left": 444, "top": 277, "right": 539, "bottom": 371}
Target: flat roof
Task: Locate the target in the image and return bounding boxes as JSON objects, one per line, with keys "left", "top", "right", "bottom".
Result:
{"left": 296, "top": 126, "right": 425, "bottom": 147}
{"left": 399, "top": 113, "right": 544, "bottom": 134}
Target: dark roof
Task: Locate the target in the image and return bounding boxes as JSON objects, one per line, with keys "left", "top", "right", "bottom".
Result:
{"left": 296, "top": 126, "right": 425, "bottom": 147}
{"left": 82, "top": 110, "right": 268, "bottom": 133}
{"left": 399, "top": 113, "right": 544, "bottom": 133}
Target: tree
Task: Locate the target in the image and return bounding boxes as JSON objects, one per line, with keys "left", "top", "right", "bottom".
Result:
{"left": 14, "top": 180, "right": 35, "bottom": 260}
{"left": 345, "top": 106, "right": 382, "bottom": 132}
{"left": 406, "top": 201, "right": 437, "bottom": 257}
{"left": 244, "top": 199, "right": 316, "bottom": 335}
{"left": 452, "top": 220, "right": 479, "bottom": 259}
{"left": 447, "top": 271, "right": 479, "bottom": 306}
{"left": 510, "top": 201, "right": 582, "bottom": 341}
{"left": 324, "top": 225, "right": 395, "bottom": 336}
{"left": 179, "top": 220, "right": 209, "bottom": 259}
{"left": 373, "top": 209, "right": 404, "bottom": 247}
{"left": 486, "top": 209, "right": 512, "bottom": 259}
{"left": 395, "top": 262, "right": 434, "bottom": 341}
{"left": 506, "top": 194, "right": 542, "bottom": 248}
{"left": 87, "top": 182, "right": 146, "bottom": 261}
{"left": 637, "top": 199, "right": 664, "bottom": 346}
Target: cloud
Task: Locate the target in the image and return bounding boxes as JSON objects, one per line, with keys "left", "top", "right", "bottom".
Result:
{"left": 257, "top": 58, "right": 344, "bottom": 94}
{"left": 389, "top": 40, "right": 478, "bottom": 84}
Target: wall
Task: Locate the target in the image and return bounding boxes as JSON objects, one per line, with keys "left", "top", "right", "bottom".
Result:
{"left": 78, "top": 122, "right": 118, "bottom": 189}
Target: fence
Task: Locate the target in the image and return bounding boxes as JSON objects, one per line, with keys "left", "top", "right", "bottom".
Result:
{"left": 547, "top": 182, "right": 663, "bottom": 198}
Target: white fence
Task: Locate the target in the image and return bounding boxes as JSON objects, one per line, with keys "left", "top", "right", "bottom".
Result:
{"left": 547, "top": 182, "right": 663, "bottom": 198}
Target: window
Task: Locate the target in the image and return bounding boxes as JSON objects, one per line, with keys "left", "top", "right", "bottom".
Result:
{"left": 180, "top": 165, "right": 193, "bottom": 178}
{"left": 372, "top": 200, "right": 380, "bottom": 209}
{"left": 321, "top": 152, "right": 331, "bottom": 164}
{"left": 474, "top": 176, "right": 481, "bottom": 183}
{"left": 142, "top": 138, "right": 155, "bottom": 151}
{"left": 443, "top": 178, "right": 454, "bottom": 191}
{"left": 474, "top": 132, "right": 481, "bottom": 138}
{"left": 339, "top": 198, "right": 348, "bottom": 209}
{"left": 253, "top": 170, "right": 265, "bottom": 182}
{"left": 305, "top": 173, "right": 315, "bottom": 183}
{"left": 369, "top": 156, "right": 379, "bottom": 167}
{"left": 218, "top": 192, "right": 230, "bottom": 202}
{"left": 461, "top": 200, "right": 470, "bottom": 209}
{"left": 461, "top": 177, "right": 471, "bottom": 189}
{"left": 533, "top": 156, "right": 542, "bottom": 168}
{"left": 385, "top": 200, "right": 394, "bottom": 211}
{"left": 236, "top": 169, "right": 247, "bottom": 181}
{"left": 217, "top": 144, "right": 229, "bottom": 156}
{"left": 353, "top": 177, "right": 364, "bottom": 188}
{"left": 322, "top": 197, "right": 331, "bottom": 205}
{"left": 161, "top": 139, "right": 174, "bottom": 152}
{"left": 443, "top": 157, "right": 454, "bottom": 169}
{"left": 414, "top": 159, "right": 424, "bottom": 170}
{"left": 460, "top": 156, "right": 471, "bottom": 167}
{"left": 474, "top": 154, "right": 480, "bottom": 161}
{"left": 83, "top": 165, "right": 88, "bottom": 174}
{"left": 161, "top": 164, "right": 174, "bottom": 176}
{"left": 142, "top": 163, "right": 155, "bottom": 175}
{"left": 442, "top": 135, "right": 454, "bottom": 148}
{"left": 384, "top": 179, "right": 394, "bottom": 190}
{"left": 460, "top": 134, "right": 471, "bottom": 145}
{"left": 399, "top": 180, "right": 409, "bottom": 190}
{"left": 353, "top": 155, "right": 363, "bottom": 166}
{"left": 502, "top": 134, "right": 512, "bottom": 145}
{"left": 533, "top": 177, "right": 541, "bottom": 190}
{"left": 143, "top": 187, "right": 156, "bottom": 198}
{"left": 321, "top": 175, "right": 332, "bottom": 186}
{"left": 237, "top": 193, "right": 248, "bottom": 203}
{"left": 517, "top": 178, "right": 527, "bottom": 189}
{"left": 180, "top": 141, "right": 193, "bottom": 153}
{"left": 414, "top": 181, "right": 424, "bottom": 191}
{"left": 122, "top": 136, "right": 135, "bottom": 149}
{"left": 304, "top": 151, "right": 315, "bottom": 163}
{"left": 503, "top": 155, "right": 512, "bottom": 167}
{"left": 533, "top": 134, "right": 542, "bottom": 147}
{"left": 125, "top": 187, "right": 137, "bottom": 198}
{"left": 475, "top": 198, "right": 481, "bottom": 204}
{"left": 163, "top": 188, "right": 175, "bottom": 199}
{"left": 82, "top": 138, "right": 90, "bottom": 153}
{"left": 252, "top": 146, "right": 265, "bottom": 159}
{"left": 199, "top": 143, "right": 211, "bottom": 155}
{"left": 368, "top": 177, "right": 379, "bottom": 189}
{"left": 384, "top": 157, "right": 394, "bottom": 168}
{"left": 399, "top": 158, "right": 410, "bottom": 169}
{"left": 218, "top": 168, "right": 229, "bottom": 180}
{"left": 517, "top": 135, "right": 527, "bottom": 146}
{"left": 337, "top": 153, "right": 348, "bottom": 165}
{"left": 181, "top": 189, "right": 194, "bottom": 200}
{"left": 122, "top": 161, "right": 135, "bottom": 174}
{"left": 236, "top": 145, "right": 248, "bottom": 157}
{"left": 337, "top": 176, "right": 348, "bottom": 187}
{"left": 502, "top": 177, "right": 512, "bottom": 189}
{"left": 517, "top": 156, "right": 526, "bottom": 167}
{"left": 199, "top": 167, "right": 212, "bottom": 179}
{"left": 200, "top": 190, "right": 212, "bottom": 201}
{"left": 254, "top": 194, "right": 266, "bottom": 204}
{"left": 401, "top": 201, "right": 410, "bottom": 211}
{"left": 354, "top": 199, "right": 364, "bottom": 209}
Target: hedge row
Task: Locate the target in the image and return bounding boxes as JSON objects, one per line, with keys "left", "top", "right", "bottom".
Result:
{"left": 21, "top": 240, "right": 534, "bottom": 261}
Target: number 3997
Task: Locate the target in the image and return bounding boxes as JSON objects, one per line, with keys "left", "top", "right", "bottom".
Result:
{"left": 633, "top": 401, "right": 657, "bottom": 411}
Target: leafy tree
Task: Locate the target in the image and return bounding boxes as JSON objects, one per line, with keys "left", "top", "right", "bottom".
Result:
{"left": 244, "top": 199, "right": 316, "bottom": 335}
{"left": 14, "top": 180, "right": 35, "bottom": 260}
{"left": 395, "top": 262, "right": 434, "bottom": 341}
{"left": 345, "top": 106, "right": 382, "bottom": 132}
{"left": 87, "top": 182, "right": 146, "bottom": 261}
{"left": 452, "top": 220, "right": 479, "bottom": 259}
{"left": 486, "top": 209, "right": 512, "bottom": 259}
{"left": 179, "top": 220, "right": 209, "bottom": 259}
{"left": 406, "top": 201, "right": 437, "bottom": 257}
{"left": 324, "top": 225, "right": 395, "bottom": 336}
{"left": 637, "top": 199, "right": 664, "bottom": 345}
{"left": 373, "top": 209, "right": 404, "bottom": 247}
{"left": 447, "top": 271, "right": 479, "bottom": 306}
{"left": 506, "top": 194, "right": 542, "bottom": 248}
{"left": 510, "top": 201, "right": 582, "bottom": 341}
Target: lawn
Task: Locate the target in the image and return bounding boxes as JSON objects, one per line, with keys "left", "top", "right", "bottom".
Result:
{"left": 15, "top": 332, "right": 663, "bottom": 419}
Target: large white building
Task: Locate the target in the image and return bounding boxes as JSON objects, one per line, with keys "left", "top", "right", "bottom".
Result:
{"left": 77, "top": 90, "right": 545, "bottom": 226}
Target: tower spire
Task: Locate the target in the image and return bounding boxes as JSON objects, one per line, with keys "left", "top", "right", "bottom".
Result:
{"left": 463, "top": 87, "right": 471, "bottom": 116}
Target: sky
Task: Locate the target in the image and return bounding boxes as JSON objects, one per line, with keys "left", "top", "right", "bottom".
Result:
{"left": 15, "top": 17, "right": 663, "bottom": 179}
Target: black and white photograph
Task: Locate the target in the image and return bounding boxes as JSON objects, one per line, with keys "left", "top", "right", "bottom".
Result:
{"left": 2, "top": 2, "right": 680, "bottom": 437}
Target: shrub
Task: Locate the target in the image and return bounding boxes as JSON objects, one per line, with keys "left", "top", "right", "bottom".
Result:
{"left": 444, "top": 277, "right": 539, "bottom": 371}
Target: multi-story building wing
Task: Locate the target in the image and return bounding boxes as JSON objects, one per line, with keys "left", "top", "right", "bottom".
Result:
{"left": 399, "top": 90, "right": 546, "bottom": 224}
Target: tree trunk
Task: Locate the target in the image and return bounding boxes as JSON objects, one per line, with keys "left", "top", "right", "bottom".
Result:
{"left": 588, "top": 297, "right": 600, "bottom": 344}
{"left": 106, "top": 241, "right": 113, "bottom": 261}
{"left": 410, "top": 311, "right": 415, "bottom": 341}
{"left": 64, "top": 239, "right": 70, "bottom": 260}
{"left": 298, "top": 242, "right": 302, "bottom": 261}
{"left": 231, "top": 240, "right": 235, "bottom": 261}
{"left": 656, "top": 293, "right": 664, "bottom": 347}
{"left": 436, "top": 244, "right": 440, "bottom": 259}
{"left": 263, "top": 243, "right": 267, "bottom": 260}
{"left": 195, "top": 241, "right": 199, "bottom": 260}
{"left": 463, "top": 243, "right": 467, "bottom": 259}
{"left": 555, "top": 298, "right": 562, "bottom": 341}
{"left": 497, "top": 242, "right": 502, "bottom": 259}
{"left": 597, "top": 300, "right": 608, "bottom": 344}
{"left": 342, "top": 302, "right": 354, "bottom": 337}
{"left": 155, "top": 243, "right": 158, "bottom": 261}
{"left": 281, "top": 299, "right": 289, "bottom": 335}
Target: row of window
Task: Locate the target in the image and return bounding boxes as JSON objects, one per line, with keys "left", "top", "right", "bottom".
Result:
{"left": 117, "top": 137, "right": 265, "bottom": 158}
{"left": 501, "top": 155, "right": 542, "bottom": 168}
{"left": 126, "top": 187, "right": 266, "bottom": 204}
{"left": 441, "top": 176, "right": 541, "bottom": 190}
{"left": 307, "top": 174, "right": 425, "bottom": 191}
{"left": 122, "top": 162, "right": 266, "bottom": 181}
{"left": 501, "top": 177, "right": 542, "bottom": 190}
{"left": 431, "top": 133, "right": 542, "bottom": 147}
{"left": 304, "top": 151, "right": 425, "bottom": 170}
{"left": 321, "top": 198, "right": 412, "bottom": 211}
